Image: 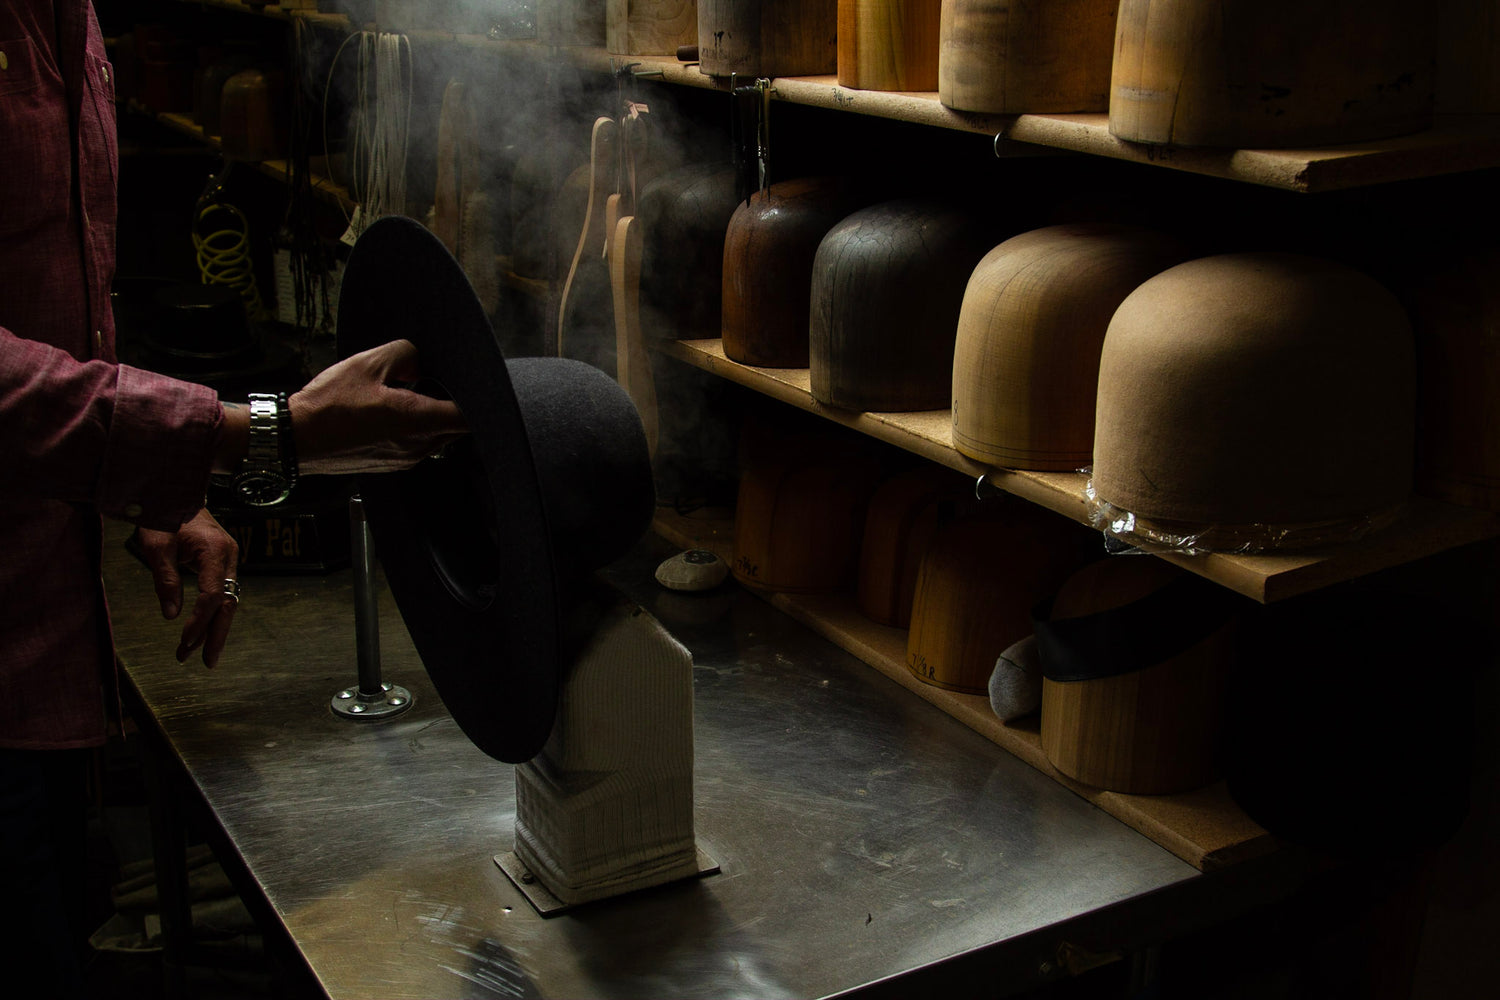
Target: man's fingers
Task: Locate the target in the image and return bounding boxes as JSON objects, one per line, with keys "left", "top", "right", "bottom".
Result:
{"left": 142, "top": 533, "right": 184, "bottom": 620}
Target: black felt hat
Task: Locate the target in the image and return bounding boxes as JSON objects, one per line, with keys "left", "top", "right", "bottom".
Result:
{"left": 336, "top": 216, "right": 655, "bottom": 763}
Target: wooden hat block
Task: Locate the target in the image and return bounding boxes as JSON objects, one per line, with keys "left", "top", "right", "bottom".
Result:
{"left": 1038, "top": 557, "right": 1235, "bottom": 796}
{"left": 504, "top": 591, "right": 716, "bottom": 912}
{"left": 951, "top": 224, "right": 1188, "bottom": 471}
{"left": 732, "top": 418, "right": 885, "bottom": 592}
{"left": 938, "top": 0, "right": 1118, "bottom": 113}
{"left": 539, "top": 1, "right": 607, "bottom": 46}
{"left": 608, "top": 0, "right": 699, "bottom": 55}
{"left": 639, "top": 163, "right": 740, "bottom": 342}
{"left": 838, "top": 0, "right": 941, "bottom": 92}
{"left": 1092, "top": 253, "right": 1416, "bottom": 548}
{"left": 855, "top": 465, "right": 975, "bottom": 628}
{"left": 1109, "top": 0, "right": 1434, "bottom": 148}
{"left": 906, "top": 504, "right": 1090, "bottom": 694}
{"left": 698, "top": 0, "right": 838, "bottom": 78}
{"left": 810, "top": 200, "right": 992, "bottom": 412}
{"left": 722, "top": 176, "right": 864, "bottom": 368}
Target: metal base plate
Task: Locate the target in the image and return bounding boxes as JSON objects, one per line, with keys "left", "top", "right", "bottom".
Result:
{"left": 495, "top": 847, "right": 720, "bottom": 917}
{"left": 330, "top": 683, "right": 414, "bottom": 719}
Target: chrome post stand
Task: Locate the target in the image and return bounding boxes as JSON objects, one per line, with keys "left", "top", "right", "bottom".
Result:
{"left": 331, "top": 495, "right": 413, "bottom": 719}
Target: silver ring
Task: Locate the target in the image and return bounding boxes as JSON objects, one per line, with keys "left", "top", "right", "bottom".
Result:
{"left": 223, "top": 578, "right": 242, "bottom": 604}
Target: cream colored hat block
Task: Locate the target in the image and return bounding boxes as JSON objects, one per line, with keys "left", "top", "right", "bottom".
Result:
{"left": 938, "top": 0, "right": 1118, "bottom": 114}
{"left": 951, "top": 224, "right": 1189, "bottom": 471}
{"left": 1092, "top": 253, "right": 1415, "bottom": 534}
{"left": 1109, "top": 0, "right": 1434, "bottom": 148}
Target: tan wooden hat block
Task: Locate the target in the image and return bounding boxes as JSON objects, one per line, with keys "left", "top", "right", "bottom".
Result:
{"left": 951, "top": 224, "right": 1189, "bottom": 471}
{"left": 722, "top": 177, "right": 864, "bottom": 369}
{"left": 698, "top": 0, "right": 838, "bottom": 78}
{"left": 839, "top": 0, "right": 941, "bottom": 92}
{"left": 732, "top": 419, "right": 885, "bottom": 593}
{"left": 938, "top": 0, "right": 1118, "bottom": 114}
{"left": 1109, "top": 0, "right": 1435, "bottom": 148}
{"left": 608, "top": 0, "right": 699, "bottom": 56}
{"left": 906, "top": 506, "right": 1088, "bottom": 695}
{"left": 1092, "top": 252, "right": 1416, "bottom": 530}
{"left": 1039, "top": 557, "right": 1232, "bottom": 796}
{"left": 855, "top": 465, "right": 974, "bottom": 629}
{"left": 810, "top": 199, "right": 993, "bottom": 412}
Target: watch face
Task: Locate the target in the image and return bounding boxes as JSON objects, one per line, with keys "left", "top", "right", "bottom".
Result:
{"left": 234, "top": 470, "right": 293, "bottom": 507}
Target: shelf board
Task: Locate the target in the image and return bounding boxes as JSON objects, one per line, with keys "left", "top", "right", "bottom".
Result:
{"left": 658, "top": 337, "right": 1500, "bottom": 604}
{"left": 651, "top": 507, "right": 1275, "bottom": 873}
{"left": 569, "top": 55, "right": 1500, "bottom": 193}
{"left": 154, "top": 113, "right": 357, "bottom": 213}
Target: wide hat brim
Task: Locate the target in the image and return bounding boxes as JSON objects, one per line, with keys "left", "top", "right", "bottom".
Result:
{"left": 336, "top": 216, "right": 653, "bottom": 763}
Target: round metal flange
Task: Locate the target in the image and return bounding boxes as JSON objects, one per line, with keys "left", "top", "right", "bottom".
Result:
{"left": 331, "top": 682, "right": 414, "bottom": 720}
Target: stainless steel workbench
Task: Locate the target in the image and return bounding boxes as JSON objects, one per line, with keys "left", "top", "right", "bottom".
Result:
{"left": 104, "top": 525, "right": 1293, "bottom": 999}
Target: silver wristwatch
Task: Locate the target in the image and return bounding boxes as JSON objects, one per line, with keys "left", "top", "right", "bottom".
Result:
{"left": 231, "top": 392, "right": 298, "bottom": 506}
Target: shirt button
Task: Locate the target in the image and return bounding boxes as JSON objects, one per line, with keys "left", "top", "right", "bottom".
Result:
{"left": 102, "top": 65, "right": 110, "bottom": 84}
{"left": 124, "top": 503, "right": 143, "bottom": 519}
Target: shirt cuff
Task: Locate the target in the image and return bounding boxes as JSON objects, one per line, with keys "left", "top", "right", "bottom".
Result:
{"left": 97, "top": 365, "right": 223, "bottom": 531}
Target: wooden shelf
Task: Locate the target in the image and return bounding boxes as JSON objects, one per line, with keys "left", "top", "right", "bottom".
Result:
{"left": 177, "top": 0, "right": 350, "bottom": 29}
{"left": 651, "top": 507, "right": 1275, "bottom": 873}
{"left": 659, "top": 337, "right": 1500, "bottom": 604}
{"left": 518, "top": 49, "right": 1500, "bottom": 194}
{"left": 154, "top": 112, "right": 358, "bottom": 214}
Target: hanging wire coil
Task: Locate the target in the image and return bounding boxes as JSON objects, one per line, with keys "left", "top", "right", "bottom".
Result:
{"left": 194, "top": 200, "right": 265, "bottom": 317}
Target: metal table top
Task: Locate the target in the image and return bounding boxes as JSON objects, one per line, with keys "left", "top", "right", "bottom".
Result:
{"left": 104, "top": 526, "right": 1213, "bottom": 999}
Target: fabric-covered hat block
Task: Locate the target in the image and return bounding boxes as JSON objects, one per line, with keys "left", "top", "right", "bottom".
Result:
{"left": 1091, "top": 252, "right": 1415, "bottom": 551}
{"left": 951, "top": 223, "right": 1188, "bottom": 471}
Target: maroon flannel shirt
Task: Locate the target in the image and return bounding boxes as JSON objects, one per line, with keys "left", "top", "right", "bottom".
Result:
{"left": 1, "top": 1, "right": 224, "bottom": 748}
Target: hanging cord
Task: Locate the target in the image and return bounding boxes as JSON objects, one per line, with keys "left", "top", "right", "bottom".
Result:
{"left": 283, "top": 16, "right": 338, "bottom": 355}
{"left": 320, "top": 30, "right": 412, "bottom": 238}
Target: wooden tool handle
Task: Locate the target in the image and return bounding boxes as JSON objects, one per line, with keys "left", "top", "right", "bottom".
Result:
{"left": 610, "top": 214, "right": 658, "bottom": 457}
{"left": 557, "top": 116, "right": 619, "bottom": 356}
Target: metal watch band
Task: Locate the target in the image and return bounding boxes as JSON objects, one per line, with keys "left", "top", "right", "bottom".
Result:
{"left": 234, "top": 392, "right": 297, "bottom": 506}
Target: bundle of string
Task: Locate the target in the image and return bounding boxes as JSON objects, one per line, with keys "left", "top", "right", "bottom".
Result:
{"left": 194, "top": 199, "right": 265, "bottom": 317}
{"left": 328, "top": 30, "right": 413, "bottom": 234}
{"left": 284, "top": 15, "right": 338, "bottom": 345}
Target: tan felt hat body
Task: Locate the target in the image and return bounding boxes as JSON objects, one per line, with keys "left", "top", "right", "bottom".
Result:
{"left": 951, "top": 224, "right": 1189, "bottom": 471}
{"left": 810, "top": 199, "right": 993, "bottom": 412}
{"left": 1109, "top": 0, "right": 1434, "bottom": 148}
{"left": 938, "top": 0, "right": 1118, "bottom": 114}
{"left": 1092, "top": 253, "right": 1415, "bottom": 532}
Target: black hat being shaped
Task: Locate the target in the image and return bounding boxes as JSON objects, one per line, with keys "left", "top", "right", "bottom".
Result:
{"left": 336, "top": 216, "right": 655, "bottom": 763}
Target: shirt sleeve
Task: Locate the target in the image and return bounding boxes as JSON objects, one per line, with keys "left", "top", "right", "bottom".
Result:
{"left": 1, "top": 326, "right": 223, "bottom": 531}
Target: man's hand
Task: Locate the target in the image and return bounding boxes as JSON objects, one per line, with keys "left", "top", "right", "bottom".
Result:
{"left": 136, "top": 508, "right": 240, "bottom": 668}
{"left": 288, "top": 339, "right": 468, "bottom": 475}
